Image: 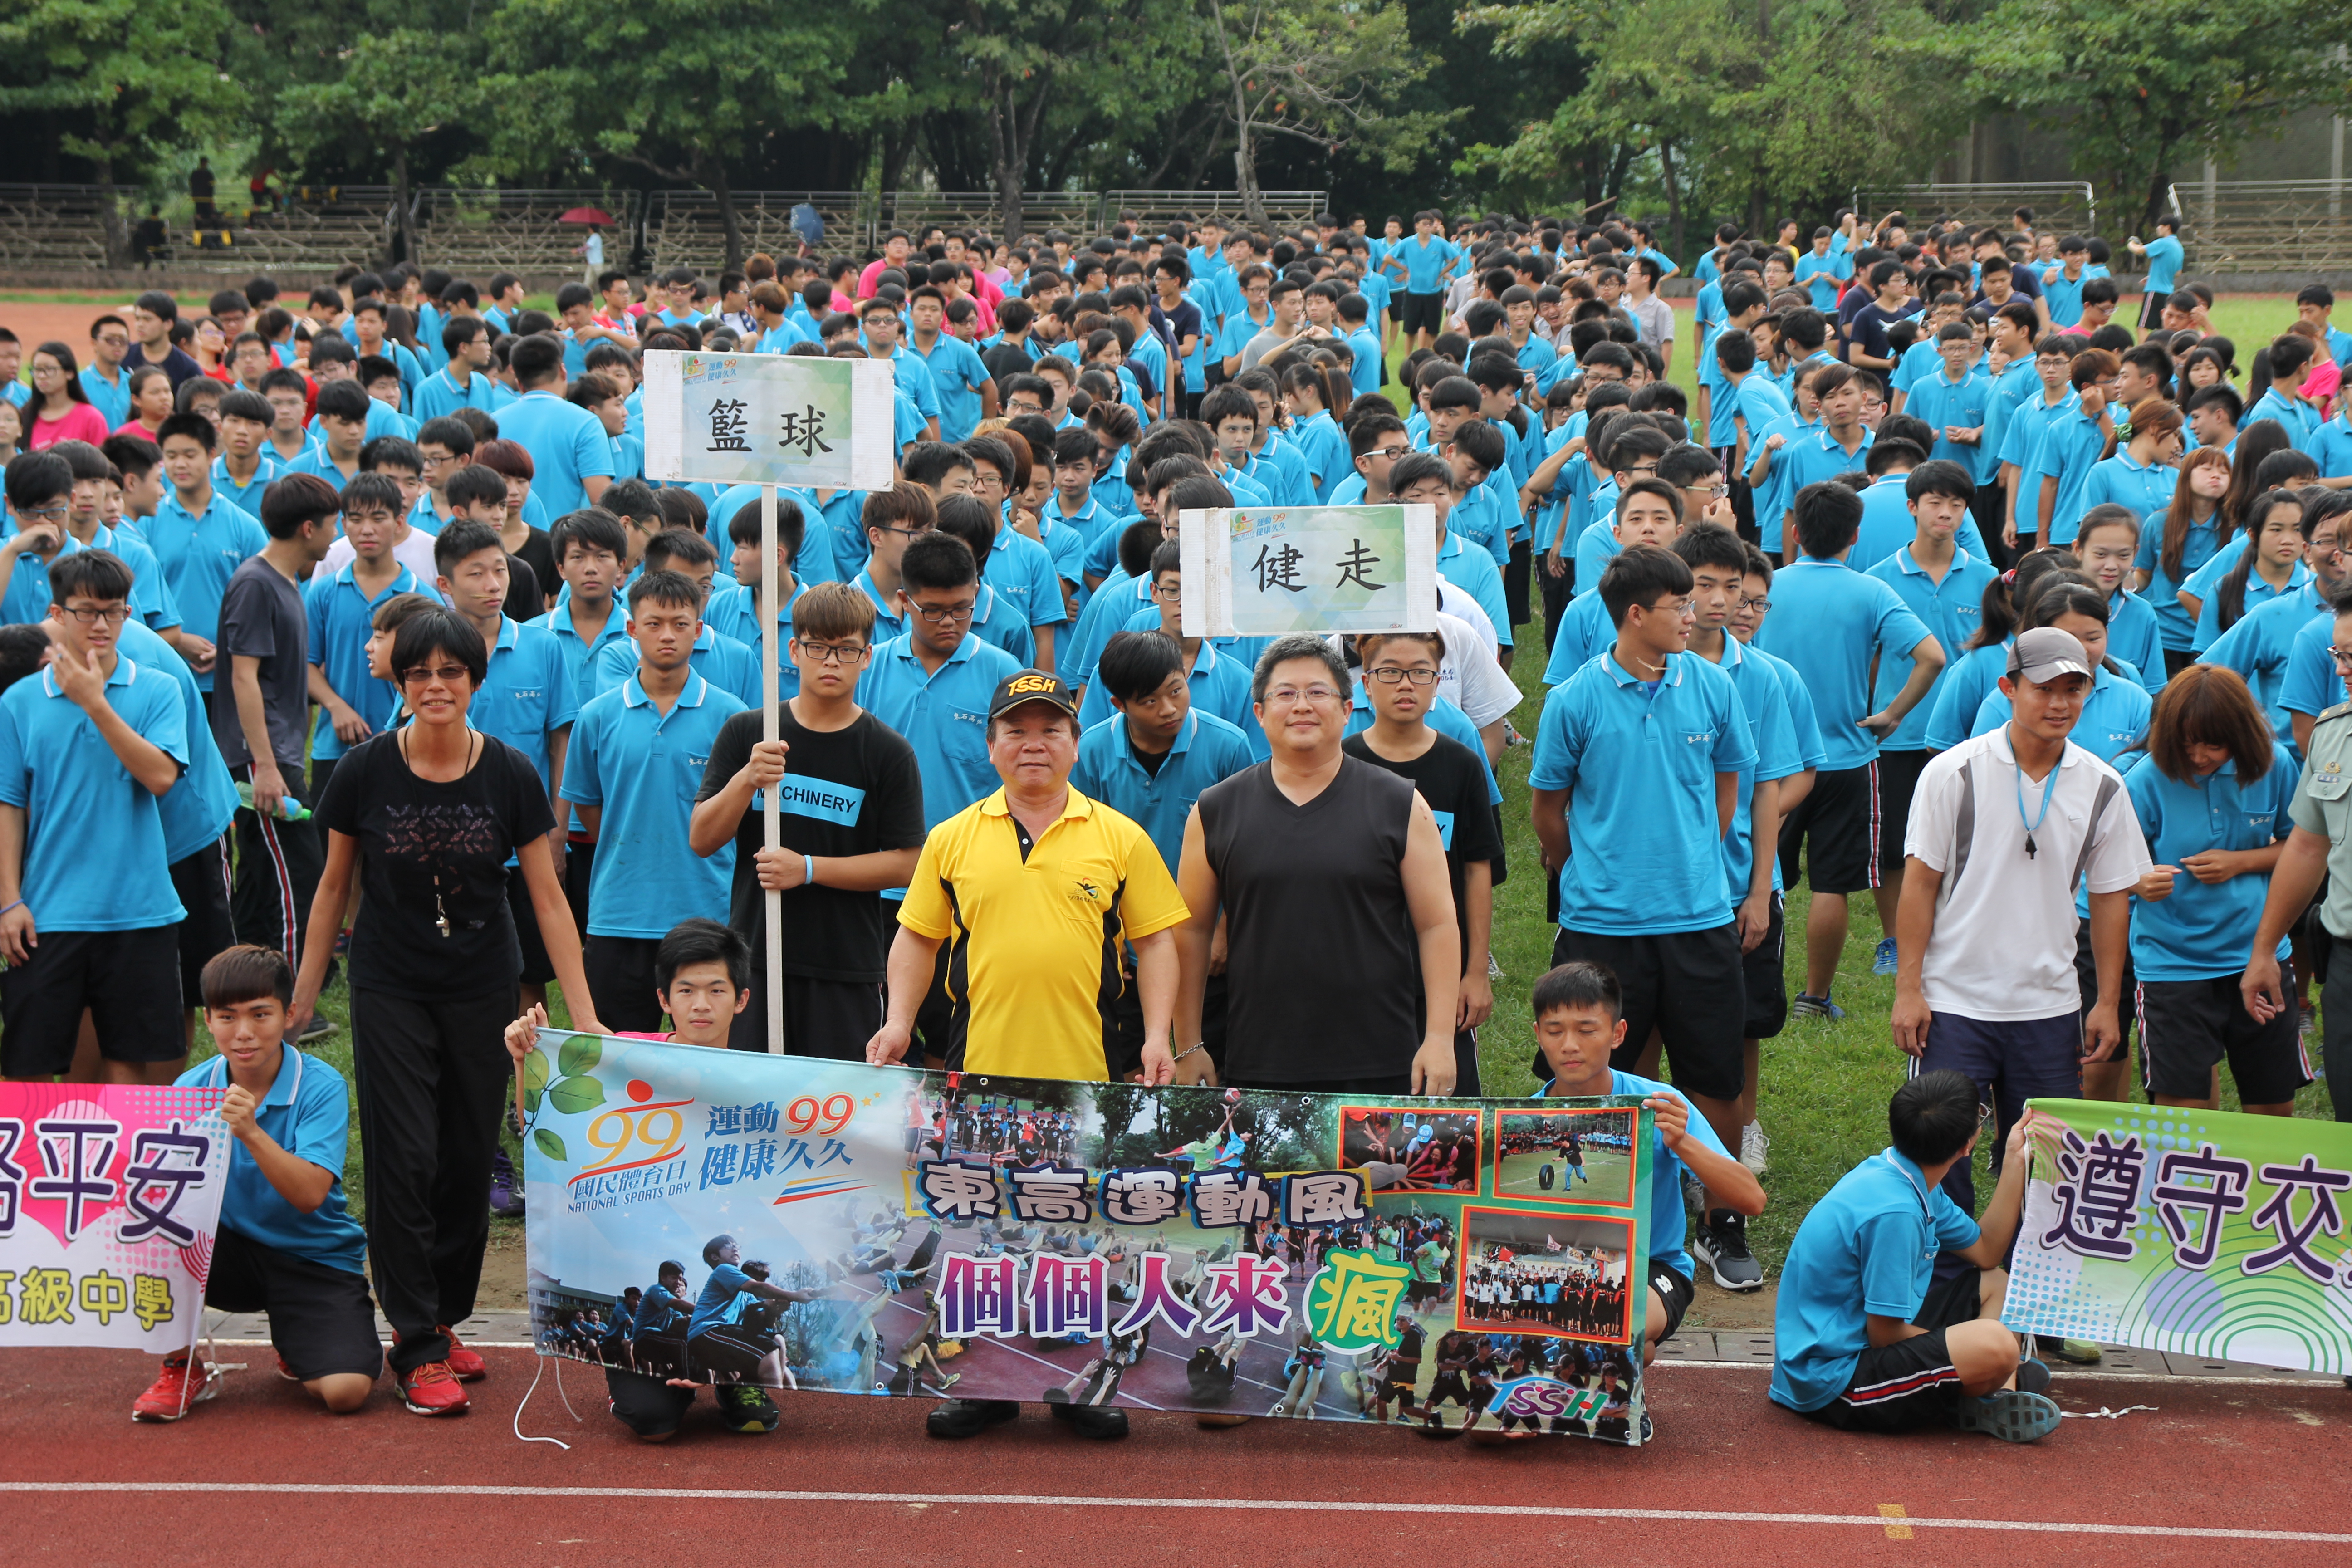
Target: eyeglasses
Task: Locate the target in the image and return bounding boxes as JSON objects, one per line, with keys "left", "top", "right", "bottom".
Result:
{"left": 17, "top": 503, "right": 67, "bottom": 522}
{"left": 908, "top": 601, "right": 975, "bottom": 625}
{"left": 1366, "top": 667, "right": 1438, "bottom": 686}
{"left": 1366, "top": 445, "right": 1410, "bottom": 461}
{"left": 1739, "top": 596, "right": 1772, "bottom": 612}
{"left": 2330, "top": 646, "right": 2352, "bottom": 668}
{"left": 400, "top": 664, "right": 473, "bottom": 686}
{"left": 1150, "top": 582, "right": 1183, "bottom": 601}
{"left": 1263, "top": 685, "right": 1344, "bottom": 707}
{"left": 874, "top": 524, "right": 929, "bottom": 539}
{"left": 59, "top": 604, "right": 130, "bottom": 625}
{"left": 1683, "top": 483, "right": 1730, "bottom": 499}
{"left": 793, "top": 638, "right": 869, "bottom": 665}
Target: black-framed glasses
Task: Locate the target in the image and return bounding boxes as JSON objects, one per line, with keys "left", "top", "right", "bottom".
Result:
{"left": 908, "top": 601, "right": 975, "bottom": 625}
{"left": 59, "top": 605, "right": 131, "bottom": 625}
{"left": 16, "top": 503, "right": 67, "bottom": 522}
{"left": 793, "top": 638, "right": 870, "bottom": 665}
{"left": 1366, "top": 666, "right": 1438, "bottom": 686}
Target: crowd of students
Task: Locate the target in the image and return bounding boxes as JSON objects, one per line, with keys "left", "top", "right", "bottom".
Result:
{"left": 5, "top": 199, "right": 2348, "bottom": 1446}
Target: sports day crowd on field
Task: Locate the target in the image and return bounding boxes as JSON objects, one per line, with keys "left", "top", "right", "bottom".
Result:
{"left": 8, "top": 197, "right": 2352, "bottom": 1450}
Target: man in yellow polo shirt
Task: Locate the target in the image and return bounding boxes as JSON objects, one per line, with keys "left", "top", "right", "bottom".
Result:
{"left": 868, "top": 668, "right": 1187, "bottom": 1446}
{"left": 867, "top": 668, "right": 1188, "bottom": 1085}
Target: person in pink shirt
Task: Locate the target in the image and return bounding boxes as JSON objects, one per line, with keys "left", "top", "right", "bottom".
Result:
{"left": 24, "top": 342, "right": 112, "bottom": 449}
{"left": 858, "top": 230, "right": 917, "bottom": 299}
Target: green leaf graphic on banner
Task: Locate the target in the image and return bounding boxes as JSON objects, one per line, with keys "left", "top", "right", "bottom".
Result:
{"left": 558, "top": 1033, "right": 603, "bottom": 1077}
{"left": 522, "top": 1048, "right": 549, "bottom": 1114}
{"left": 548, "top": 1076, "right": 606, "bottom": 1114}
{"left": 533, "top": 1127, "right": 567, "bottom": 1162}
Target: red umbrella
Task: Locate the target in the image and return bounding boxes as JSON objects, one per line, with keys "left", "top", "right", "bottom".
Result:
{"left": 558, "top": 206, "right": 614, "bottom": 225}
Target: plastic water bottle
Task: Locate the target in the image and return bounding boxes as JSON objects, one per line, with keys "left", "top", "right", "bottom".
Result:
{"left": 237, "top": 781, "right": 312, "bottom": 822}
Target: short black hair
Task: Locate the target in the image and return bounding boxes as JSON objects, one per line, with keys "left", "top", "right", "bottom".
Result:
{"left": 390, "top": 606, "right": 489, "bottom": 687}
{"left": 200, "top": 944, "right": 295, "bottom": 1010}
{"left": 627, "top": 568, "right": 702, "bottom": 615}
{"left": 47, "top": 548, "right": 134, "bottom": 606}
{"left": 899, "top": 529, "right": 979, "bottom": 594}
{"left": 338, "top": 471, "right": 407, "bottom": 519}
{"left": 1597, "top": 544, "right": 1694, "bottom": 629}
{"left": 656, "top": 917, "right": 751, "bottom": 995}
{"left": 4, "top": 450, "right": 73, "bottom": 510}
{"left": 725, "top": 496, "right": 806, "bottom": 565}
{"left": 1793, "top": 480, "right": 1865, "bottom": 559}
{"left": 902, "top": 441, "right": 976, "bottom": 490}
{"left": 1905, "top": 459, "right": 1975, "bottom": 505}
{"left": 1889, "top": 1068, "right": 1980, "bottom": 1167}
{"left": 314, "top": 378, "right": 372, "bottom": 423}
{"left": 1447, "top": 418, "right": 1506, "bottom": 472}
{"left": 259, "top": 472, "right": 340, "bottom": 539}
{"left": 432, "top": 518, "right": 505, "bottom": 579}
{"left": 1530, "top": 961, "right": 1622, "bottom": 1025}
{"left": 1097, "top": 630, "right": 1185, "bottom": 704}
{"left": 643, "top": 527, "right": 717, "bottom": 574}
{"left": 553, "top": 507, "right": 629, "bottom": 564}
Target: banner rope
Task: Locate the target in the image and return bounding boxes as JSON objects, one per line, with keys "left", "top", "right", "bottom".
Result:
{"left": 511, "top": 1353, "right": 582, "bottom": 1450}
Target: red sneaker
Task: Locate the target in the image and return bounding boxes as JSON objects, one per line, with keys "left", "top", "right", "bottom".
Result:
{"left": 132, "top": 1356, "right": 220, "bottom": 1421}
{"left": 397, "top": 1361, "right": 470, "bottom": 1416}
{"left": 440, "top": 1325, "right": 487, "bottom": 1382}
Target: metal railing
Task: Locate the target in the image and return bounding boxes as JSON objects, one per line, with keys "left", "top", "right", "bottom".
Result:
{"left": 1101, "top": 190, "right": 1329, "bottom": 231}
{"left": 1852, "top": 181, "right": 2097, "bottom": 239}
{"left": 2166, "top": 179, "right": 2352, "bottom": 273}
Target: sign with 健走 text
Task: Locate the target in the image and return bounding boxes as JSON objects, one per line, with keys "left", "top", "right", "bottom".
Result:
{"left": 1179, "top": 504, "right": 1437, "bottom": 637}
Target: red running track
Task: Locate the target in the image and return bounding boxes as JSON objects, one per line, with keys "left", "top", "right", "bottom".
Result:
{"left": 5, "top": 1347, "right": 2348, "bottom": 1567}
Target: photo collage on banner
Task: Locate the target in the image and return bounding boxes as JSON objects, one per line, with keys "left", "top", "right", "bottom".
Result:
{"left": 522, "top": 1032, "right": 1657, "bottom": 1443}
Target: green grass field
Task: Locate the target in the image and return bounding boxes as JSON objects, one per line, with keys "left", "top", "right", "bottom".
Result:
{"left": 158, "top": 288, "right": 2329, "bottom": 1269}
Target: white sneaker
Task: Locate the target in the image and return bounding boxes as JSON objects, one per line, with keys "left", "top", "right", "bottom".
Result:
{"left": 1740, "top": 1121, "right": 1769, "bottom": 1175}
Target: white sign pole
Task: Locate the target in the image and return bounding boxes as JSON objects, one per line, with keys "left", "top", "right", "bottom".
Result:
{"left": 760, "top": 482, "right": 786, "bottom": 1054}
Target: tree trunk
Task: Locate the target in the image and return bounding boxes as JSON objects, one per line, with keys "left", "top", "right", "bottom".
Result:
{"left": 1659, "top": 138, "right": 1685, "bottom": 260}
{"left": 707, "top": 158, "right": 746, "bottom": 272}
{"left": 93, "top": 150, "right": 127, "bottom": 271}
{"left": 391, "top": 146, "right": 421, "bottom": 270}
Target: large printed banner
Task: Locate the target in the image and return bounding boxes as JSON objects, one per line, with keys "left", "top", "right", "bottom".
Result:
{"left": 642, "top": 350, "right": 898, "bottom": 490}
{"left": 1180, "top": 505, "right": 1437, "bottom": 637}
{"left": 0, "top": 1083, "right": 229, "bottom": 1353}
{"left": 522, "top": 1031, "right": 1655, "bottom": 1443}
{"left": 2006, "top": 1098, "right": 2352, "bottom": 1372}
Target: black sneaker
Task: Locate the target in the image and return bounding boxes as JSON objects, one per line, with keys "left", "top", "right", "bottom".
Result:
{"left": 1049, "top": 1401, "right": 1128, "bottom": 1440}
{"left": 716, "top": 1383, "right": 779, "bottom": 1434}
{"left": 297, "top": 1013, "right": 337, "bottom": 1042}
{"left": 1693, "top": 1209, "right": 1764, "bottom": 1292}
{"left": 925, "top": 1398, "right": 1020, "bottom": 1439}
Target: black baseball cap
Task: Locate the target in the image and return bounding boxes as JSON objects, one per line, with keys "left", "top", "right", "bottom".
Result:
{"left": 987, "top": 669, "right": 1078, "bottom": 720}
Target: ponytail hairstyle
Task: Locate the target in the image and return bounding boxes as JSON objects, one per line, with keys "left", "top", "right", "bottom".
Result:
{"left": 2161, "top": 446, "right": 2231, "bottom": 580}
{"left": 1971, "top": 545, "right": 2081, "bottom": 651}
{"left": 2220, "top": 420, "right": 2293, "bottom": 535}
{"left": 2213, "top": 486, "right": 2310, "bottom": 634}
{"left": 1279, "top": 362, "right": 1332, "bottom": 417}
{"left": 2024, "top": 577, "right": 2124, "bottom": 677}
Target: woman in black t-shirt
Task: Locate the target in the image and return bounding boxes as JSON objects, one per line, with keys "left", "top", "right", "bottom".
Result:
{"left": 291, "top": 608, "right": 606, "bottom": 1413}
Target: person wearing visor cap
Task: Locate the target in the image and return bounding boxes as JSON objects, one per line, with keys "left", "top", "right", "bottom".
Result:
{"left": 1887, "top": 625, "right": 2156, "bottom": 1219}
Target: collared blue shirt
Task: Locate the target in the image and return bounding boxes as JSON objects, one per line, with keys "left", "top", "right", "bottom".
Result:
{"left": 2191, "top": 560, "right": 2313, "bottom": 655}
{"left": 2135, "top": 512, "right": 2224, "bottom": 652}
{"left": 303, "top": 561, "right": 421, "bottom": 760}
{"left": 855, "top": 632, "right": 1024, "bottom": 829}
{"left": 116, "top": 618, "right": 236, "bottom": 860}
{"left": 2029, "top": 406, "right": 2114, "bottom": 547}
{"left": 79, "top": 364, "right": 131, "bottom": 428}
{"left": 589, "top": 622, "right": 760, "bottom": 709}
{"left": 474, "top": 616, "right": 579, "bottom": 790}
{"left": 1757, "top": 556, "right": 1933, "bottom": 771}
{"left": 2080, "top": 451, "right": 2178, "bottom": 534}
{"left": 209, "top": 453, "right": 280, "bottom": 520}
{"left": 0, "top": 654, "right": 186, "bottom": 930}
{"left": 2277, "top": 612, "right": 2343, "bottom": 730}
{"left": 702, "top": 578, "right": 809, "bottom": 700}
{"left": 2043, "top": 265, "right": 2091, "bottom": 326}
{"left": 180, "top": 1049, "right": 368, "bottom": 1275}
{"left": 496, "top": 390, "right": 616, "bottom": 514}
{"left": 1700, "top": 632, "right": 1803, "bottom": 902}
{"left": 852, "top": 569, "right": 908, "bottom": 647}
{"left": 706, "top": 484, "right": 838, "bottom": 586}
{"left": 909, "top": 332, "right": 992, "bottom": 442}
{"left": 1922, "top": 639, "right": 2009, "bottom": 752}
{"left": 1771, "top": 428, "right": 1876, "bottom": 531}
{"left": 967, "top": 583, "right": 1034, "bottom": 665}
{"left": 561, "top": 671, "right": 745, "bottom": 937}
{"left": 1438, "top": 533, "right": 1511, "bottom": 651}
{"left": 987, "top": 527, "right": 1067, "bottom": 631}
{"left": 412, "top": 366, "right": 511, "bottom": 424}
{"left": 2123, "top": 747, "right": 2297, "bottom": 981}
{"left": 2246, "top": 389, "right": 2320, "bottom": 453}
{"left": 1850, "top": 476, "right": 1990, "bottom": 572}
{"left": 1865, "top": 547, "right": 1997, "bottom": 752}
{"left": 92, "top": 521, "right": 183, "bottom": 632}
{"left": 1903, "top": 368, "right": 1995, "bottom": 481}
{"left": 1070, "top": 710, "right": 1255, "bottom": 875}
{"left": 1080, "top": 627, "right": 1257, "bottom": 747}
{"left": 2311, "top": 408, "right": 2352, "bottom": 479}
{"left": 1793, "top": 249, "right": 1851, "bottom": 312}
{"left": 1540, "top": 584, "right": 1617, "bottom": 687}
{"left": 1529, "top": 648, "right": 1755, "bottom": 934}
{"left": 1771, "top": 1147, "right": 1978, "bottom": 1413}
{"left": 1535, "top": 1068, "right": 1728, "bottom": 1282}
{"left": 2206, "top": 580, "right": 2332, "bottom": 748}
{"left": 142, "top": 488, "right": 269, "bottom": 690}
{"left": 530, "top": 594, "right": 631, "bottom": 710}
{"left": 2104, "top": 589, "right": 2166, "bottom": 694}
{"left": 1385, "top": 234, "right": 1461, "bottom": 293}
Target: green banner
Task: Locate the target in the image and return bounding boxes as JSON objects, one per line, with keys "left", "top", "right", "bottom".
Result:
{"left": 2005, "top": 1099, "right": 2352, "bottom": 1372}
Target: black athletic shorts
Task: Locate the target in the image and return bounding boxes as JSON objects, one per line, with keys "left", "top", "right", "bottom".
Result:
{"left": 584, "top": 932, "right": 662, "bottom": 1035}
{"left": 170, "top": 839, "right": 235, "bottom": 1012}
{"left": 204, "top": 1225, "right": 384, "bottom": 1382}
{"left": 1876, "top": 749, "right": 1932, "bottom": 877}
{"left": 2137, "top": 972, "right": 2311, "bottom": 1104}
{"left": 1797, "top": 1266, "right": 1985, "bottom": 1432}
{"left": 2138, "top": 291, "right": 2169, "bottom": 332}
{"left": 0, "top": 925, "right": 184, "bottom": 1076}
{"left": 1400, "top": 292, "right": 1446, "bottom": 337}
{"left": 687, "top": 1325, "right": 772, "bottom": 1382}
{"left": 1547, "top": 924, "right": 1745, "bottom": 1102}
{"left": 727, "top": 972, "right": 886, "bottom": 1058}
{"left": 1649, "top": 1260, "right": 1695, "bottom": 1345}
{"left": 1778, "top": 760, "right": 1881, "bottom": 896}
{"left": 507, "top": 872, "right": 555, "bottom": 987}
{"left": 1504, "top": 538, "right": 1532, "bottom": 630}
{"left": 1428, "top": 1372, "right": 1471, "bottom": 1406}
{"left": 2073, "top": 914, "right": 2136, "bottom": 1051}
{"left": 1741, "top": 891, "right": 1788, "bottom": 1040}
{"left": 607, "top": 1367, "right": 696, "bottom": 1436}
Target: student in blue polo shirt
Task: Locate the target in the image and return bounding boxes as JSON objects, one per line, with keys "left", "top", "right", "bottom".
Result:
{"left": 851, "top": 481, "right": 937, "bottom": 648}
{"left": 907, "top": 287, "right": 996, "bottom": 442}
{"left": 2079, "top": 397, "right": 2182, "bottom": 541}
{"left": 1079, "top": 542, "right": 1258, "bottom": 742}
{"left": 1071, "top": 629, "right": 1254, "bottom": 1078}
{"left": 1759, "top": 481, "right": 1942, "bottom": 1020}
{"left": 2068, "top": 505, "right": 2167, "bottom": 694}
{"left": 586, "top": 571, "right": 759, "bottom": 710}
{"left": 1793, "top": 229, "right": 1852, "bottom": 314}
{"left": 930, "top": 497, "right": 1034, "bottom": 665}
{"left": 1532, "top": 960, "right": 1765, "bottom": 1377}
{"left": 437, "top": 518, "right": 578, "bottom": 1009}
{"left": 304, "top": 474, "right": 420, "bottom": 816}
{"left": 562, "top": 569, "right": 748, "bottom": 1031}
{"left": 2246, "top": 339, "right": 2322, "bottom": 452}
{"left": 211, "top": 389, "right": 282, "bottom": 518}
{"left": 2122, "top": 665, "right": 2306, "bottom": 1115}
{"left": 1542, "top": 477, "right": 1690, "bottom": 685}
{"left": 0, "top": 549, "right": 188, "bottom": 1081}
{"left": 1865, "top": 465, "right": 1999, "bottom": 973}
{"left": 1771, "top": 1071, "right": 2061, "bottom": 1442}
{"left": 1382, "top": 211, "right": 1461, "bottom": 350}
{"left": 1393, "top": 454, "right": 1512, "bottom": 666}
{"left": 1764, "top": 362, "right": 1873, "bottom": 557}
{"left": 1901, "top": 324, "right": 1990, "bottom": 474}
{"left": 412, "top": 317, "right": 507, "bottom": 424}
{"left": 149, "top": 412, "right": 269, "bottom": 693}
{"left": 1529, "top": 544, "right": 1762, "bottom": 1288}
{"left": 135, "top": 945, "right": 382, "bottom": 1422}
{"left": 1850, "top": 439, "right": 1993, "bottom": 570}
{"left": 860, "top": 299, "right": 941, "bottom": 439}
{"left": 856, "top": 530, "right": 1023, "bottom": 832}
{"left": 496, "top": 336, "right": 615, "bottom": 515}
{"left": 705, "top": 497, "right": 810, "bottom": 698}
{"left": 2126, "top": 219, "right": 2187, "bottom": 332}
{"left": 2191, "top": 488, "right": 2316, "bottom": 655}
{"left": 2027, "top": 348, "right": 2121, "bottom": 546}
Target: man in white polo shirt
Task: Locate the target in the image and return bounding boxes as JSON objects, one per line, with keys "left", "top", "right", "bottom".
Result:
{"left": 1890, "top": 626, "right": 2155, "bottom": 1216}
